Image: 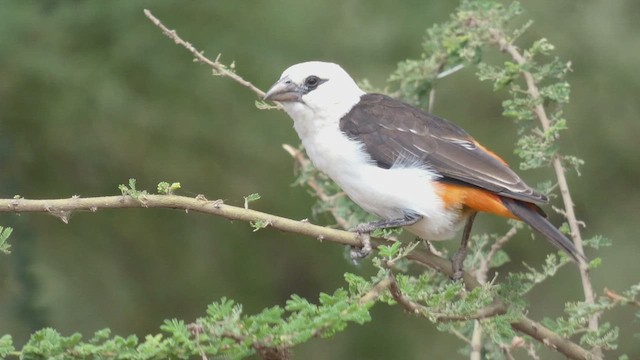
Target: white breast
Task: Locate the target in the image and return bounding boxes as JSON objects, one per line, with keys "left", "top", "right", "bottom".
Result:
{"left": 294, "top": 122, "right": 465, "bottom": 240}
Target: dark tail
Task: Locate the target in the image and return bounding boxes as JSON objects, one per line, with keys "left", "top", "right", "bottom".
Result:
{"left": 501, "top": 198, "right": 586, "bottom": 263}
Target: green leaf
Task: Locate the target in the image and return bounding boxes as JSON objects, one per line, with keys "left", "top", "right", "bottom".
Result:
{"left": 489, "top": 250, "right": 510, "bottom": 268}
{"left": 157, "top": 181, "right": 181, "bottom": 195}
{"left": 583, "top": 235, "right": 612, "bottom": 249}
{"left": 118, "top": 178, "right": 148, "bottom": 199}
{"left": 377, "top": 242, "right": 403, "bottom": 258}
{"left": 250, "top": 219, "right": 269, "bottom": 232}
{"left": 530, "top": 38, "right": 555, "bottom": 55}
{"left": 580, "top": 322, "right": 619, "bottom": 350}
{"left": 244, "top": 193, "right": 261, "bottom": 208}
{"left": 0, "top": 335, "right": 14, "bottom": 357}
{"left": 0, "top": 226, "right": 13, "bottom": 254}
{"left": 285, "top": 295, "right": 313, "bottom": 312}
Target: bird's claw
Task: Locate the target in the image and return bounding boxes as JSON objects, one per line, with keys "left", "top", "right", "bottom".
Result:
{"left": 350, "top": 231, "right": 372, "bottom": 263}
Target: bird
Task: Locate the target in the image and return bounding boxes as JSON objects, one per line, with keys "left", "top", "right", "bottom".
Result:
{"left": 263, "top": 61, "right": 584, "bottom": 279}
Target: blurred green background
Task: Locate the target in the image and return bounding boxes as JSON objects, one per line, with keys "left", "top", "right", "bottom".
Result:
{"left": 1, "top": 1, "right": 638, "bottom": 358}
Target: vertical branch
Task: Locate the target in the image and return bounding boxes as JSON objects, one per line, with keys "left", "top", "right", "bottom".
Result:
{"left": 488, "top": 28, "right": 599, "bottom": 355}
{"left": 469, "top": 320, "right": 483, "bottom": 360}
{"left": 143, "top": 9, "right": 598, "bottom": 358}
{"left": 469, "top": 227, "right": 517, "bottom": 360}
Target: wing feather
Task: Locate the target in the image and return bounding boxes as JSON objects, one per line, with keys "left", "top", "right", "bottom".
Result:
{"left": 339, "top": 94, "right": 547, "bottom": 204}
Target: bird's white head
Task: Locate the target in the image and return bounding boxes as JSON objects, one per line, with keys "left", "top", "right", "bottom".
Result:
{"left": 264, "top": 62, "right": 365, "bottom": 130}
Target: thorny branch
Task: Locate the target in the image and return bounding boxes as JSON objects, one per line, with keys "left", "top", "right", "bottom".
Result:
{"left": 604, "top": 288, "right": 640, "bottom": 308}
{"left": 474, "top": 226, "right": 519, "bottom": 285}
{"left": 468, "top": 226, "right": 518, "bottom": 360}
{"left": 0, "top": 192, "right": 593, "bottom": 359}
{"left": 387, "top": 270, "right": 426, "bottom": 316}
{"left": 487, "top": 27, "right": 600, "bottom": 356}
{"left": 145, "top": 10, "right": 591, "bottom": 359}
{"left": 358, "top": 277, "right": 393, "bottom": 305}
{"left": 3, "top": 9, "right": 591, "bottom": 360}
{"left": 143, "top": 9, "right": 270, "bottom": 101}
{"left": 283, "top": 147, "right": 593, "bottom": 359}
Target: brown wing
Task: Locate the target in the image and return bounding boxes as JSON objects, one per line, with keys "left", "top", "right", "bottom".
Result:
{"left": 339, "top": 94, "right": 547, "bottom": 204}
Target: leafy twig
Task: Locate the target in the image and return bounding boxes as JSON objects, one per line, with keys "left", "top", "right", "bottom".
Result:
{"left": 487, "top": 26, "right": 599, "bottom": 354}
{"left": 0, "top": 194, "right": 362, "bottom": 247}
{"left": 470, "top": 226, "right": 517, "bottom": 360}
{"left": 143, "top": 9, "right": 271, "bottom": 101}
{"left": 136, "top": 9, "right": 596, "bottom": 359}
{"left": 604, "top": 288, "right": 640, "bottom": 308}
{"left": 358, "top": 277, "right": 393, "bottom": 305}
{"left": 387, "top": 270, "right": 426, "bottom": 316}
{"left": 0, "top": 192, "right": 595, "bottom": 359}
{"left": 475, "top": 226, "right": 519, "bottom": 283}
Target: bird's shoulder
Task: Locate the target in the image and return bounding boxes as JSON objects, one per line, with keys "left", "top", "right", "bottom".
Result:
{"left": 341, "top": 94, "right": 470, "bottom": 141}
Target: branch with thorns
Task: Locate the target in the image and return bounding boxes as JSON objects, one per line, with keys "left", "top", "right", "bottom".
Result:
{"left": 0, "top": 9, "right": 599, "bottom": 360}
{"left": 140, "top": 10, "right": 597, "bottom": 359}
{"left": 0, "top": 190, "right": 593, "bottom": 359}
{"left": 486, "top": 27, "right": 599, "bottom": 355}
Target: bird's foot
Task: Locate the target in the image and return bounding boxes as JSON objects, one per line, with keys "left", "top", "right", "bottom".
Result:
{"left": 348, "top": 215, "right": 422, "bottom": 263}
{"left": 350, "top": 232, "right": 372, "bottom": 263}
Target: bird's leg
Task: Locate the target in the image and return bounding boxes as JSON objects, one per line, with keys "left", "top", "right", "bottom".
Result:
{"left": 451, "top": 212, "right": 477, "bottom": 281}
{"left": 349, "top": 214, "right": 423, "bottom": 261}
{"left": 353, "top": 214, "right": 423, "bottom": 233}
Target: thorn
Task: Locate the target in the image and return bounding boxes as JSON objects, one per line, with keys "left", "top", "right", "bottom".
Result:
{"left": 195, "top": 194, "right": 208, "bottom": 201}
{"left": 72, "top": 195, "right": 81, "bottom": 199}
{"left": 317, "top": 234, "right": 324, "bottom": 242}
{"left": 300, "top": 218, "right": 309, "bottom": 223}
{"left": 436, "top": 63, "right": 465, "bottom": 79}
{"left": 90, "top": 206, "right": 98, "bottom": 212}
{"left": 45, "top": 206, "right": 71, "bottom": 224}
{"left": 282, "top": 144, "right": 296, "bottom": 157}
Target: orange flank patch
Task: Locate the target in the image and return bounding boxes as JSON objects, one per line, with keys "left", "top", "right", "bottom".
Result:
{"left": 473, "top": 140, "right": 509, "bottom": 166}
{"left": 434, "top": 182, "right": 517, "bottom": 219}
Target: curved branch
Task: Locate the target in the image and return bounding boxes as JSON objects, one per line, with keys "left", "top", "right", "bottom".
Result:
{"left": 136, "top": 10, "right": 595, "bottom": 359}
{"left": 0, "top": 193, "right": 593, "bottom": 359}
{"left": 1, "top": 195, "right": 361, "bottom": 247}
{"left": 488, "top": 28, "right": 599, "bottom": 356}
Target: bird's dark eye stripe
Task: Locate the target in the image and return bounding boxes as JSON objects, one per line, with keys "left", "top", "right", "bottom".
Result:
{"left": 303, "top": 75, "right": 327, "bottom": 93}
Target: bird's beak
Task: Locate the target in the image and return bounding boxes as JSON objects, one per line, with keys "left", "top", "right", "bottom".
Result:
{"left": 263, "top": 77, "right": 302, "bottom": 102}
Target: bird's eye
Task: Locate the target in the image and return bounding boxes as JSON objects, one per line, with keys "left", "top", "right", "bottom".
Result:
{"left": 304, "top": 75, "right": 320, "bottom": 89}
